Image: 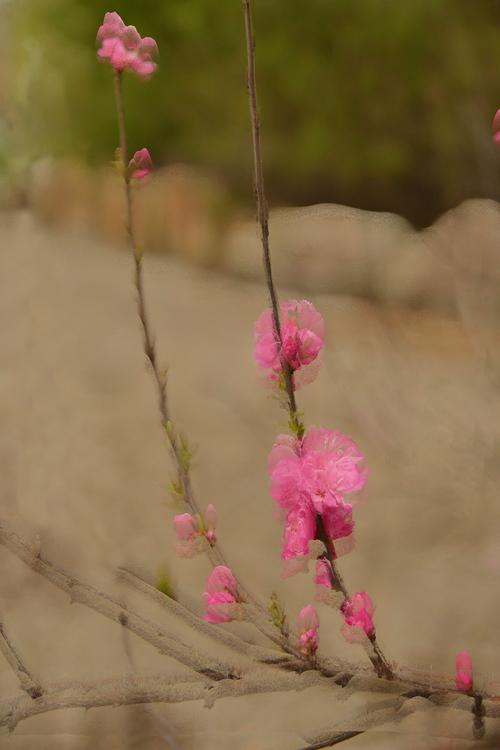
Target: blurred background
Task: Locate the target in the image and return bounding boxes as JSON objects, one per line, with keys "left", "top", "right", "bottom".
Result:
{"left": 4, "top": 2, "right": 500, "bottom": 749}
{"left": 2, "top": 0, "right": 500, "bottom": 226}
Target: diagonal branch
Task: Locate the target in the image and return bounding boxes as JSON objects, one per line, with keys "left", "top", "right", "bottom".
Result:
{"left": 0, "top": 622, "right": 42, "bottom": 699}
{"left": 296, "top": 733, "right": 363, "bottom": 750}
{"left": 112, "top": 70, "right": 299, "bottom": 657}
{"left": 117, "top": 567, "right": 294, "bottom": 666}
{"left": 0, "top": 520, "right": 235, "bottom": 681}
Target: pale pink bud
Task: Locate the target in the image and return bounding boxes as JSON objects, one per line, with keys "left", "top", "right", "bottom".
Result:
{"left": 455, "top": 651, "right": 473, "bottom": 693}
{"left": 204, "top": 591, "right": 238, "bottom": 624}
{"left": 96, "top": 12, "right": 125, "bottom": 42}
{"left": 204, "top": 503, "right": 217, "bottom": 543}
{"left": 297, "top": 604, "right": 319, "bottom": 657}
{"left": 341, "top": 591, "right": 375, "bottom": 643}
{"left": 493, "top": 109, "right": 500, "bottom": 146}
{"left": 206, "top": 565, "right": 238, "bottom": 596}
{"left": 173, "top": 513, "right": 197, "bottom": 541}
{"left": 130, "top": 148, "right": 153, "bottom": 180}
{"left": 314, "top": 559, "right": 332, "bottom": 589}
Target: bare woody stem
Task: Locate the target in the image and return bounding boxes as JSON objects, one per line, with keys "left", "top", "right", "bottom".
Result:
{"left": 0, "top": 622, "right": 42, "bottom": 699}
{"left": 242, "top": 0, "right": 301, "bottom": 432}
{"left": 111, "top": 70, "right": 297, "bottom": 655}
{"left": 241, "top": 0, "right": 393, "bottom": 680}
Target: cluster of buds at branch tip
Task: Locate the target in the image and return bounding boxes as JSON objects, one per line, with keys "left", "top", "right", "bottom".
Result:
{"left": 203, "top": 566, "right": 242, "bottom": 624}
{"left": 97, "top": 12, "right": 158, "bottom": 80}
{"left": 173, "top": 505, "right": 218, "bottom": 557}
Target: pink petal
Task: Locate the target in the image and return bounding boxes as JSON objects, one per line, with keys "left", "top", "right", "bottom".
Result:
{"left": 206, "top": 565, "right": 238, "bottom": 596}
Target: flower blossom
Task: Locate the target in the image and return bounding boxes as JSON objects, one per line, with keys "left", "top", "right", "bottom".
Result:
{"left": 455, "top": 651, "right": 473, "bottom": 693}
{"left": 129, "top": 148, "right": 153, "bottom": 180}
{"left": 173, "top": 504, "right": 217, "bottom": 557}
{"left": 203, "top": 565, "right": 240, "bottom": 624}
{"left": 297, "top": 605, "right": 320, "bottom": 658}
{"left": 493, "top": 110, "right": 500, "bottom": 146}
{"left": 97, "top": 12, "right": 158, "bottom": 79}
{"left": 254, "top": 300, "right": 325, "bottom": 389}
{"left": 341, "top": 591, "right": 375, "bottom": 643}
{"left": 268, "top": 427, "right": 367, "bottom": 575}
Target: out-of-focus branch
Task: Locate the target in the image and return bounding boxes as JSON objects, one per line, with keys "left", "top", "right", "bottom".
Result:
{"left": 0, "top": 521, "right": 234, "bottom": 681}
{"left": 2, "top": 667, "right": 500, "bottom": 736}
{"left": 0, "top": 622, "right": 42, "bottom": 699}
{"left": 117, "top": 567, "right": 294, "bottom": 666}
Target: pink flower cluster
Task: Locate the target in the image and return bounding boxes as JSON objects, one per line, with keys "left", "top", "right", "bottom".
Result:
{"left": 269, "top": 427, "right": 367, "bottom": 576}
{"left": 203, "top": 566, "right": 240, "bottom": 624}
{"left": 173, "top": 504, "right": 217, "bottom": 557}
{"left": 455, "top": 651, "right": 473, "bottom": 693}
{"left": 340, "top": 591, "right": 375, "bottom": 643}
{"left": 254, "top": 300, "right": 324, "bottom": 389}
{"left": 297, "top": 605, "right": 320, "bottom": 658}
{"left": 97, "top": 12, "right": 158, "bottom": 79}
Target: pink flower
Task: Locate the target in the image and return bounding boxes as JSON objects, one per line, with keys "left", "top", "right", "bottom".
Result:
{"left": 173, "top": 506, "right": 218, "bottom": 557}
{"left": 281, "top": 503, "right": 316, "bottom": 577}
{"left": 297, "top": 604, "right": 320, "bottom": 658}
{"left": 254, "top": 300, "right": 324, "bottom": 389}
{"left": 203, "top": 566, "right": 240, "bottom": 624}
{"left": 268, "top": 427, "right": 366, "bottom": 572}
{"left": 129, "top": 148, "right": 153, "bottom": 180}
{"left": 455, "top": 651, "right": 473, "bottom": 693}
{"left": 493, "top": 110, "right": 500, "bottom": 146}
{"left": 204, "top": 591, "right": 238, "bottom": 624}
{"left": 315, "top": 559, "right": 332, "bottom": 588}
{"left": 205, "top": 565, "right": 238, "bottom": 596}
{"left": 96, "top": 13, "right": 158, "bottom": 80}
{"left": 341, "top": 591, "right": 375, "bottom": 643}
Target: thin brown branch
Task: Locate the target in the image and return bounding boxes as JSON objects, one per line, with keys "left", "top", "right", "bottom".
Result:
{"left": 112, "top": 69, "right": 300, "bottom": 656}
{"left": 0, "top": 622, "right": 42, "bottom": 699}
{"left": 241, "top": 0, "right": 392, "bottom": 680}
{"left": 0, "top": 520, "right": 234, "bottom": 681}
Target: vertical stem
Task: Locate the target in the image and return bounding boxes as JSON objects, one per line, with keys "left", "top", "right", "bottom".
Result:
{"left": 242, "top": 0, "right": 301, "bottom": 434}
{"left": 242, "top": 0, "right": 393, "bottom": 680}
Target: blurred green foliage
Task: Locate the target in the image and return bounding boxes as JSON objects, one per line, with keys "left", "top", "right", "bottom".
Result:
{"left": 5, "top": 0, "right": 500, "bottom": 224}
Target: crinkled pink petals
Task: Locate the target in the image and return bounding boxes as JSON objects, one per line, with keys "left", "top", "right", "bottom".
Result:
{"left": 203, "top": 566, "right": 241, "bottom": 624}
{"left": 254, "top": 300, "right": 325, "bottom": 389}
{"left": 341, "top": 591, "right": 375, "bottom": 644}
{"left": 129, "top": 147, "right": 153, "bottom": 179}
{"left": 297, "top": 605, "right": 320, "bottom": 658}
{"left": 96, "top": 13, "right": 158, "bottom": 79}
{"left": 281, "top": 503, "right": 316, "bottom": 578}
{"left": 455, "top": 651, "right": 473, "bottom": 693}
{"left": 493, "top": 109, "right": 500, "bottom": 145}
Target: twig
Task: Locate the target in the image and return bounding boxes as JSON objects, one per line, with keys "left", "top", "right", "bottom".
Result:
{"left": 112, "top": 69, "right": 299, "bottom": 656}
{"left": 0, "top": 622, "right": 42, "bottom": 699}
{"left": 0, "top": 521, "right": 234, "bottom": 681}
{"left": 241, "top": 0, "right": 392, "bottom": 680}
